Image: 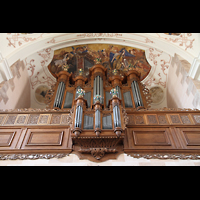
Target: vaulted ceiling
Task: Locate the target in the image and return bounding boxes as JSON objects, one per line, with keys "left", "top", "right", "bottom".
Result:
{"left": 0, "top": 33, "right": 200, "bottom": 110}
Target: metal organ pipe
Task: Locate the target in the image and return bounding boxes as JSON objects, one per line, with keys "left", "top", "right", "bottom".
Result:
{"left": 113, "top": 105, "right": 121, "bottom": 128}
{"left": 97, "top": 76, "right": 99, "bottom": 95}
{"left": 115, "top": 86, "right": 121, "bottom": 99}
{"left": 117, "top": 106, "right": 121, "bottom": 127}
{"left": 74, "top": 105, "right": 83, "bottom": 128}
{"left": 131, "top": 81, "right": 143, "bottom": 107}
{"left": 53, "top": 81, "right": 65, "bottom": 108}
{"left": 135, "top": 81, "right": 143, "bottom": 106}
{"left": 93, "top": 78, "right": 96, "bottom": 97}
{"left": 93, "top": 75, "right": 104, "bottom": 104}
{"left": 100, "top": 77, "right": 103, "bottom": 103}
{"left": 95, "top": 109, "right": 101, "bottom": 128}
{"left": 79, "top": 106, "right": 83, "bottom": 128}
{"left": 74, "top": 105, "right": 79, "bottom": 128}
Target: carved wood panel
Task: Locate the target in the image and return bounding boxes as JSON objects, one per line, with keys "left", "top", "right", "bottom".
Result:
{"left": 176, "top": 128, "right": 200, "bottom": 149}
{"left": 125, "top": 127, "right": 178, "bottom": 150}
{"left": 0, "top": 129, "right": 22, "bottom": 150}
{"left": 21, "top": 128, "right": 71, "bottom": 150}
{"left": 126, "top": 113, "right": 196, "bottom": 126}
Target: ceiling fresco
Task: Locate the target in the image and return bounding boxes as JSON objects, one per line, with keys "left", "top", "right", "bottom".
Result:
{"left": 48, "top": 44, "right": 152, "bottom": 81}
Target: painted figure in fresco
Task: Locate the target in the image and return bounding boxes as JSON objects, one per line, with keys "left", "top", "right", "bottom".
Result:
{"left": 54, "top": 53, "right": 69, "bottom": 67}
{"left": 129, "top": 48, "right": 145, "bottom": 59}
{"left": 49, "top": 44, "right": 152, "bottom": 82}
{"left": 133, "top": 59, "right": 151, "bottom": 80}
{"left": 111, "top": 49, "right": 125, "bottom": 70}
{"left": 111, "top": 48, "right": 135, "bottom": 70}
{"left": 54, "top": 52, "right": 74, "bottom": 68}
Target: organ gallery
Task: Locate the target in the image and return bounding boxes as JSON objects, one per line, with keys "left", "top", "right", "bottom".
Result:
{"left": 1, "top": 42, "right": 200, "bottom": 162}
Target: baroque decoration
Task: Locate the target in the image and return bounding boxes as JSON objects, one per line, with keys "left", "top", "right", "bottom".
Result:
{"left": 48, "top": 44, "right": 152, "bottom": 81}
{"left": 157, "top": 33, "right": 195, "bottom": 51}
{"left": 2, "top": 39, "right": 200, "bottom": 162}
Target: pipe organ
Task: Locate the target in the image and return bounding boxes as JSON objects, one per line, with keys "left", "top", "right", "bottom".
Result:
{"left": 2, "top": 44, "right": 200, "bottom": 163}
{"left": 44, "top": 64, "right": 150, "bottom": 160}
{"left": 1, "top": 61, "right": 200, "bottom": 162}
{"left": 50, "top": 64, "right": 149, "bottom": 137}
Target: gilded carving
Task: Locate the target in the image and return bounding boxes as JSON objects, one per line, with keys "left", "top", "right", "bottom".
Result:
{"left": 122, "top": 107, "right": 129, "bottom": 127}
{"left": 44, "top": 83, "right": 56, "bottom": 109}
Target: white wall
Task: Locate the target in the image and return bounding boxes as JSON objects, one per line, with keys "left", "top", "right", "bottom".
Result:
{"left": 167, "top": 54, "right": 200, "bottom": 109}
{"left": 0, "top": 61, "right": 30, "bottom": 110}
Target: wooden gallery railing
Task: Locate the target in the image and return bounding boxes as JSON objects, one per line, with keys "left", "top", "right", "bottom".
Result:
{"left": 0, "top": 64, "right": 200, "bottom": 161}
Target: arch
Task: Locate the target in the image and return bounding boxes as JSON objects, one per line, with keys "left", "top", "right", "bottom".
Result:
{"left": 4, "top": 33, "right": 195, "bottom": 68}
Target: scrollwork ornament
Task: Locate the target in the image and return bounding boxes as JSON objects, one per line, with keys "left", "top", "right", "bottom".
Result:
{"left": 122, "top": 107, "right": 129, "bottom": 127}
{"left": 0, "top": 153, "right": 68, "bottom": 160}
{"left": 127, "top": 153, "right": 200, "bottom": 160}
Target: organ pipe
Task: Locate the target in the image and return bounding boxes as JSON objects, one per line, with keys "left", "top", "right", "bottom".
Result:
{"left": 74, "top": 105, "right": 83, "bottom": 129}
{"left": 131, "top": 81, "right": 143, "bottom": 107}
{"left": 115, "top": 86, "right": 121, "bottom": 99}
{"left": 95, "top": 109, "right": 101, "bottom": 128}
{"left": 113, "top": 105, "right": 121, "bottom": 128}
{"left": 53, "top": 81, "right": 65, "bottom": 109}
{"left": 93, "top": 75, "right": 104, "bottom": 104}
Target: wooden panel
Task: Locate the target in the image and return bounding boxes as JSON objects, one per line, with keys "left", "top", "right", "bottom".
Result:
{"left": 27, "top": 132, "right": 63, "bottom": 146}
{"left": 37, "top": 114, "right": 51, "bottom": 125}
{"left": 134, "top": 115, "right": 145, "bottom": 125}
{"left": 191, "top": 115, "right": 200, "bottom": 125}
{"left": 0, "top": 115, "right": 7, "bottom": 125}
{"left": 0, "top": 133, "right": 15, "bottom": 146}
{"left": 185, "top": 132, "right": 200, "bottom": 145}
{"left": 167, "top": 114, "right": 182, "bottom": 125}
{"left": 146, "top": 114, "right": 158, "bottom": 125}
{"left": 0, "top": 129, "right": 22, "bottom": 149}
{"left": 21, "top": 128, "right": 71, "bottom": 150}
{"left": 157, "top": 115, "right": 169, "bottom": 125}
{"left": 126, "top": 127, "right": 177, "bottom": 149}
{"left": 180, "top": 114, "right": 193, "bottom": 125}
{"left": 4, "top": 115, "right": 18, "bottom": 125}
{"left": 177, "top": 128, "right": 200, "bottom": 148}
{"left": 15, "top": 114, "right": 29, "bottom": 125}
{"left": 133, "top": 131, "right": 171, "bottom": 146}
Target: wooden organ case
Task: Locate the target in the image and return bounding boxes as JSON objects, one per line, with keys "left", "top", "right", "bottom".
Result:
{"left": 1, "top": 63, "right": 200, "bottom": 162}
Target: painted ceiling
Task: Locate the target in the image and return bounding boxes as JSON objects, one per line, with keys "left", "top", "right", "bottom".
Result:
{"left": 48, "top": 44, "right": 152, "bottom": 81}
